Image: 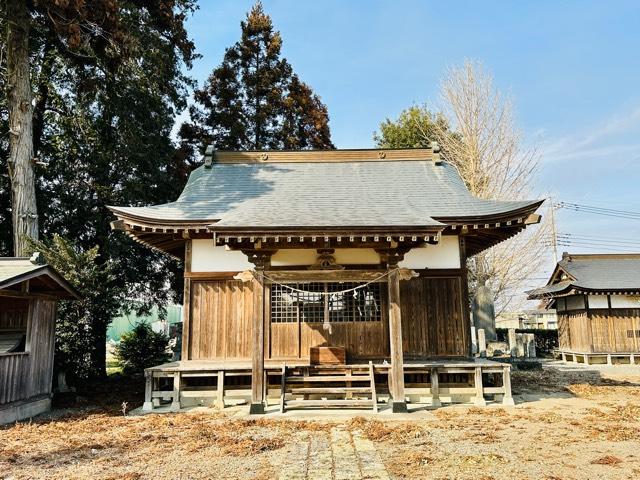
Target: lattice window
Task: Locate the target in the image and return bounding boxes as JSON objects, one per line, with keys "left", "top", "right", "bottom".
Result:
{"left": 626, "top": 329, "right": 640, "bottom": 339}
{"left": 270, "top": 282, "right": 382, "bottom": 323}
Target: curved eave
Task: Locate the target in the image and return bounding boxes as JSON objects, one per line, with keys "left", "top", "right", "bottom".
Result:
{"left": 108, "top": 201, "right": 543, "bottom": 258}
{"left": 529, "top": 285, "right": 640, "bottom": 299}
{"left": 527, "top": 284, "right": 575, "bottom": 300}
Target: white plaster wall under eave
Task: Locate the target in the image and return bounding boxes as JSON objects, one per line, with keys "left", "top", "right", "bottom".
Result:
{"left": 270, "top": 248, "right": 381, "bottom": 267}
{"left": 610, "top": 295, "right": 640, "bottom": 309}
{"left": 588, "top": 295, "right": 609, "bottom": 309}
{"left": 191, "top": 240, "right": 253, "bottom": 272}
{"left": 398, "top": 235, "right": 461, "bottom": 270}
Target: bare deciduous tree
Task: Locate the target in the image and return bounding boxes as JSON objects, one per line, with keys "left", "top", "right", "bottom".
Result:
{"left": 433, "top": 60, "right": 551, "bottom": 313}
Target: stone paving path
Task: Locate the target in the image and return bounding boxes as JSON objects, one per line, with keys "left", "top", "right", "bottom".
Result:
{"left": 278, "top": 427, "right": 390, "bottom": 480}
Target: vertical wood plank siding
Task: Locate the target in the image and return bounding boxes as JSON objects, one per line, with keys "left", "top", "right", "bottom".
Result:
{"left": 188, "top": 273, "right": 471, "bottom": 360}
{"left": 559, "top": 308, "right": 640, "bottom": 353}
{"left": 0, "top": 297, "right": 29, "bottom": 329}
{"left": 400, "top": 275, "right": 470, "bottom": 357}
{"left": 188, "top": 280, "right": 255, "bottom": 360}
{"left": 0, "top": 298, "right": 57, "bottom": 405}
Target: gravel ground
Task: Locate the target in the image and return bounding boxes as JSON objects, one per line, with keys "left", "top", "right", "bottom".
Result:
{"left": 1, "top": 363, "right": 639, "bottom": 479}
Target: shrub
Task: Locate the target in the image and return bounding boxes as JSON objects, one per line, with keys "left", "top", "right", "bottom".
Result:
{"left": 115, "top": 323, "right": 171, "bottom": 376}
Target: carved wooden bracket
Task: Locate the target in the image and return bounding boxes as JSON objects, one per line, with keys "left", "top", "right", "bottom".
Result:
{"left": 233, "top": 270, "right": 255, "bottom": 283}
{"left": 241, "top": 249, "right": 275, "bottom": 271}
{"left": 309, "top": 248, "right": 345, "bottom": 270}
{"left": 376, "top": 247, "right": 411, "bottom": 268}
{"left": 397, "top": 268, "right": 419, "bottom": 281}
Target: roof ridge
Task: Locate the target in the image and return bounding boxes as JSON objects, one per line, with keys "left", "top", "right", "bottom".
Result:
{"left": 207, "top": 148, "right": 442, "bottom": 165}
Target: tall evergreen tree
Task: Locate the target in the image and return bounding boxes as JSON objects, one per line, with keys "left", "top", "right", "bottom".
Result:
{"left": 1, "top": 1, "right": 197, "bottom": 379}
{"left": 180, "top": 2, "right": 334, "bottom": 153}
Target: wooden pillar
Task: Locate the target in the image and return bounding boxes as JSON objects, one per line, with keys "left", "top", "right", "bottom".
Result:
{"left": 170, "top": 372, "right": 181, "bottom": 412}
{"left": 250, "top": 269, "right": 265, "bottom": 414}
{"left": 430, "top": 367, "right": 441, "bottom": 407}
{"left": 473, "top": 366, "right": 486, "bottom": 406}
{"left": 244, "top": 251, "right": 272, "bottom": 415}
{"left": 181, "top": 240, "right": 192, "bottom": 361}
{"left": 143, "top": 370, "right": 153, "bottom": 411}
{"left": 502, "top": 365, "right": 515, "bottom": 406}
{"left": 217, "top": 370, "right": 225, "bottom": 410}
{"left": 387, "top": 265, "right": 407, "bottom": 413}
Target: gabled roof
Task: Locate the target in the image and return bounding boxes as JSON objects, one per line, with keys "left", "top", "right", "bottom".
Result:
{"left": 0, "top": 254, "right": 80, "bottom": 299}
{"left": 527, "top": 253, "right": 640, "bottom": 299}
{"left": 109, "top": 148, "right": 543, "bottom": 258}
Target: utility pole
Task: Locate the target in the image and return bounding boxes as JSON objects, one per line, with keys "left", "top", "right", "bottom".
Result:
{"left": 549, "top": 197, "right": 559, "bottom": 263}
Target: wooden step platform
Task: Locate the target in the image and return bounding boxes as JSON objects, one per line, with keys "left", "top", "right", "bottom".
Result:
{"left": 286, "top": 375, "right": 371, "bottom": 382}
{"left": 280, "top": 361, "right": 378, "bottom": 413}
{"left": 285, "top": 399, "right": 375, "bottom": 409}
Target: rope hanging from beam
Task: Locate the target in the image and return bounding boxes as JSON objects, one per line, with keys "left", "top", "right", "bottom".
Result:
{"left": 257, "top": 268, "right": 398, "bottom": 297}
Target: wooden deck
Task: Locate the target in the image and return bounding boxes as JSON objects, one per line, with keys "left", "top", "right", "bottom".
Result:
{"left": 560, "top": 350, "right": 639, "bottom": 365}
{"left": 143, "top": 358, "right": 514, "bottom": 413}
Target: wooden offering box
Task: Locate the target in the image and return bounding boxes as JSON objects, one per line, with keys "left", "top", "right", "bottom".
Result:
{"left": 310, "top": 346, "right": 346, "bottom": 365}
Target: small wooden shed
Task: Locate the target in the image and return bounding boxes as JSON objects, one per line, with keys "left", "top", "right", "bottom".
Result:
{"left": 528, "top": 253, "right": 640, "bottom": 364}
{"left": 0, "top": 254, "right": 79, "bottom": 424}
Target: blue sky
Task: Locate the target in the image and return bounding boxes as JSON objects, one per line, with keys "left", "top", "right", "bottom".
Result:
{"left": 180, "top": 0, "right": 640, "bottom": 282}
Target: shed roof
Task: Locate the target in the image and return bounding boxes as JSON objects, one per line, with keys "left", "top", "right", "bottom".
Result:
{"left": 0, "top": 254, "right": 80, "bottom": 299}
{"left": 527, "top": 253, "right": 640, "bottom": 298}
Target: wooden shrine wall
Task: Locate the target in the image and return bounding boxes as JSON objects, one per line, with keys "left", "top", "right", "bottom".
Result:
{"left": 400, "top": 272, "right": 470, "bottom": 357}
{"left": 0, "top": 297, "right": 57, "bottom": 406}
{"left": 187, "top": 270, "right": 472, "bottom": 361}
{"left": 558, "top": 311, "right": 591, "bottom": 352}
{"left": 558, "top": 308, "right": 640, "bottom": 353}
{"left": 588, "top": 309, "right": 640, "bottom": 353}
{"left": 186, "top": 280, "right": 255, "bottom": 360}
{"left": 0, "top": 297, "right": 29, "bottom": 330}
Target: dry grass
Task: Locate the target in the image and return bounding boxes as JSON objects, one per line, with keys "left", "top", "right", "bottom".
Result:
{"left": 2, "top": 366, "right": 640, "bottom": 479}
{"left": 346, "top": 417, "right": 425, "bottom": 443}
{"left": 590, "top": 455, "right": 623, "bottom": 466}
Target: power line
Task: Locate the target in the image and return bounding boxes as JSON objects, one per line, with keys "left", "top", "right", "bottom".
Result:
{"left": 557, "top": 202, "right": 640, "bottom": 216}
{"left": 557, "top": 232, "right": 640, "bottom": 244}
{"left": 557, "top": 236, "right": 640, "bottom": 247}
{"left": 556, "top": 202, "right": 640, "bottom": 221}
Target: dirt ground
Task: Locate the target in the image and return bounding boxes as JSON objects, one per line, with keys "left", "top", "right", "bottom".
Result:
{"left": 2, "top": 362, "right": 640, "bottom": 480}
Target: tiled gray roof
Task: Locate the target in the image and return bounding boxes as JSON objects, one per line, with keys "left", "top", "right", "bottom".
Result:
{"left": 0, "top": 259, "right": 44, "bottom": 284}
{"left": 0, "top": 257, "right": 80, "bottom": 298}
{"left": 528, "top": 254, "right": 640, "bottom": 298}
{"left": 110, "top": 160, "right": 541, "bottom": 228}
{"left": 527, "top": 280, "right": 573, "bottom": 298}
{"left": 558, "top": 255, "right": 640, "bottom": 290}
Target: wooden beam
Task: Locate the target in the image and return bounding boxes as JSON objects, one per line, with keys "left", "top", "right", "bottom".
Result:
{"left": 524, "top": 213, "right": 542, "bottom": 225}
{"left": 387, "top": 265, "right": 407, "bottom": 413}
{"left": 211, "top": 148, "right": 437, "bottom": 164}
{"left": 261, "top": 269, "right": 392, "bottom": 283}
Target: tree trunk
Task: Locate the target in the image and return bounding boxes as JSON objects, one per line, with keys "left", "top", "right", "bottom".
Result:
{"left": 91, "top": 325, "right": 108, "bottom": 379}
{"left": 6, "top": 0, "right": 38, "bottom": 256}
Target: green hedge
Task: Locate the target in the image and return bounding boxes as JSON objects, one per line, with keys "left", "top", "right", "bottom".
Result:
{"left": 495, "top": 328, "right": 559, "bottom": 355}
